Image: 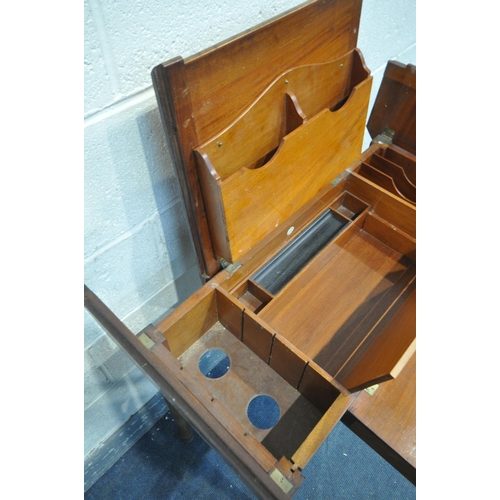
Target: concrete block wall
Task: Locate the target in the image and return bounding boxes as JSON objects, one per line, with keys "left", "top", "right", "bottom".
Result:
{"left": 84, "top": 0, "right": 416, "bottom": 488}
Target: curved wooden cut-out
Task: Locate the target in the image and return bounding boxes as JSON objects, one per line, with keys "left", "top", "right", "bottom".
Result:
{"left": 196, "top": 49, "right": 369, "bottom": 182}
{"left": 366, "top": 154, "right": 416, "bottom": 203}
{"left": 358, "top": 163, "right": 415, "bottom": 205}
{"left": 208, "top": 75, "right": 372, "bottom": 261}
{"left": 379, "top": 147, "right": 416, "bottom": 186}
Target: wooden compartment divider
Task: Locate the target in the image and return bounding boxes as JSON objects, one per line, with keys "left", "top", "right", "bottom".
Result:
{"left": 196, "top": 49, "right": 368, "bottom": 181}
{"left": 362, "top": 212, "right": 416, "bottom": 260}
{"left": 357, "top": 162, "right": 415, "bottom": 204}
{"left": 371, "top": 153, "right": 415, "bottom": 187}
{"left": 378, "top": 146, "right": 416, "bottom": 185}
{"left": 366, "top": 154, "right": 416, "bottom": 200}
{"left": 346, "top": 172, "right": 416, "bottom": 238}
{"left": 194, "top": 55, "right": 372, "bottom": 262}
{"left": 335, "top": 279, "right": 416, "bottom": 392}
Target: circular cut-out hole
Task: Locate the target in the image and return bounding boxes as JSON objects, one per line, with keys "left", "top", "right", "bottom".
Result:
{"left": 198, "top": 349, "right": 230, "bottom": 379}
{"left": 247, "top": 394, "right": 280, "bottom": 429}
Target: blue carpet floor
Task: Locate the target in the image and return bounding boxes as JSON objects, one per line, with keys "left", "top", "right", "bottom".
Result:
{"left": 85, "top": 410, "right": 415, "bottom": 499}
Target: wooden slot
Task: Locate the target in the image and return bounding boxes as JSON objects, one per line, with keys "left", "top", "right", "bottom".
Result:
{"left": 347, "top": 173, "right": 416, "bottom": 238}
{"left": 196, "top": 49, "right": 368, "bottom": 182}
{"left": 362, "top": 212, "right": 416, "bottom": 261}
{"left": 378, "top": 146, "right": 416, "bottom": 185}
{"left": 357, "top": 162, "right": 415, "bottom": 205}
{"left": 330, "top": 191, "right": 369, "bottom": 220}
{"left": 336, "top": 280, "right": 416, "bottom": 392}
{"left": 231, "top": 280, "right": 273, "bottom": 314}
{"left": 367, "top": 154, "right": 416, "bottom": 200}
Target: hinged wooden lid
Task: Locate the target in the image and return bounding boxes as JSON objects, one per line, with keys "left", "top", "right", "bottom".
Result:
{"left": 152, "top": 0, "right": 365, "bottom": 279}
{"left": 367, "top": 61, "right": 416, "bottom": 155}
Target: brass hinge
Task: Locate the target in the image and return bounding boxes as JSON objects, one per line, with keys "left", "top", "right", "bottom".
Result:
{"left": 220, "top": 258, "right": 242, "bottom": 275}
{"left": 372, "top": 127, "right": 395, "bottom": 145}
{"left": 364, "top": 384, "right": 379, "bottom": 396}
{"left": 137, "top": 332, "right": 155, "bottom": 349}
{"left": 269, "top": 468, "right": 294, "bottom": 494}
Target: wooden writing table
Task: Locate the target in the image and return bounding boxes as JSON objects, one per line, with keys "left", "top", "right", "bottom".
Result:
{"left": 85, "top": 1, "right": 416, "bottom": 496}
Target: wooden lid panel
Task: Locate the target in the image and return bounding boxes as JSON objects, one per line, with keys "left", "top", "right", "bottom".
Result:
{"left": 184, "top": 0, "right": 363, "bottom": 145}
{"left": 367, "top": 61, "right": 416, "bottom": 155}
{"left": 152, "top": 0, "right": 365, "bottom": 277}
{"left": 197, "top": 49, "right": 367, "bottom": 182}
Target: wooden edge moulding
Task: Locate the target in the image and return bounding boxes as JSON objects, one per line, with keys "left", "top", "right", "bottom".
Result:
{"left": 85, "top": 1, "right": 416, "bottom": 497}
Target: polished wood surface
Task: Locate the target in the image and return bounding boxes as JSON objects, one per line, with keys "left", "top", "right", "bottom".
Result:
{"left": 184, "top": 0, "right": 363, "bottom": 145}
{"left": 152, "top": 0, "right": 364, "bottom": 277}
{"left": 87, "top": 3, "right": 417, "bottom": 496}
{"left": 151, "top": 59, "right": 220, "bottom": 279}
{"left": 260, "top": 228, "right": 415, "bottom": 391}
{"left": 211, "top": 75, "right": 371, "bottom": 261}
{"left": 197, "top": 49, "right": 367, "bottom": 181}
{"left": 367, "top": 61, "right": 416, "bottom": 155}
{"left": 345, "top": 352, "right": 416, "bottom": 481}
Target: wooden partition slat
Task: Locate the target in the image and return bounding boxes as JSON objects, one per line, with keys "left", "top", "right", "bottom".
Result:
{"left": 155, "top": 286, "right": 218, "bottom": 358}
{"left": 242, "top": 310, "right": 275, "bottom": 363}
{"left": 337, "top": 280, "right": 416, "bottom": 392}
{"left": 215, "top": 288, "right": 244, "bottom": 340}
{"left": 269, "top": 334, "right": 309, "bottom": 389}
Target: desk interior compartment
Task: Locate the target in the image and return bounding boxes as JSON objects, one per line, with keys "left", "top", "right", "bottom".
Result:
{"left": 155, "top": 285, "right": 352, "bottom": 470}
{"left": 223, "top": 174, "right": 417, "bottom": 394}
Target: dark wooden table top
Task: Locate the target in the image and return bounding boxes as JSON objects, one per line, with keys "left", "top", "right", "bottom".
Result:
{"left": 343, "top": 352, "right": 416, "bottom": 482}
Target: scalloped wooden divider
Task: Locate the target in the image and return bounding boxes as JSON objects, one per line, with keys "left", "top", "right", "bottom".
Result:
{"left": 195, "top": 60, "right": 372, "bottom": 262}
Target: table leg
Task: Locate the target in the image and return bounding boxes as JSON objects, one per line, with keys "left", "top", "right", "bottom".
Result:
{"left": 164, "top": 397, "right": 194, "bottom": 443}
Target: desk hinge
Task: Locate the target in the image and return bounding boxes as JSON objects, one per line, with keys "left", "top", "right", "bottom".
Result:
{"left": 220, "top": 258, "right": 242, "bottom": 275}
{"left": 138, "top": 332, "right": 155, "bottom": 349}
{"left": 364, "top": 384, "right": 379, "bottom": 396}
{"left": 137, "top": 324, "right": 164, "bottom": 349}
{"left": 269, "top": 468, "right": 294, "bottom": 494}
{"left": 372, "top": 127, "right": 395, "bottom": 145}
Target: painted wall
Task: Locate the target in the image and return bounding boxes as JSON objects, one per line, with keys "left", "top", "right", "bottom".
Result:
{"left": 84, "top": 0, "right": 416, "bottom": 486}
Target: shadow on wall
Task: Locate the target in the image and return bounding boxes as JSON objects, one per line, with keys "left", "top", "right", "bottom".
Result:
{"left": 84, "top": 99, "right": 204, "bottom": 458}
{"left": 136, "top": 106, "right": 203, "bottom": 322}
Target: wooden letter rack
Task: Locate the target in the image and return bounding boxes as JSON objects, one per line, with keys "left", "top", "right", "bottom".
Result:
{"left": 85, "top": 0, "right": 416, "bottom": 497}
